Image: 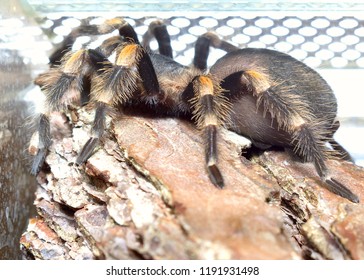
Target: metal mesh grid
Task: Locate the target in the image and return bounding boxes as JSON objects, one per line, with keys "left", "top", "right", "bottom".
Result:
{"left": 24, "top": 1, "right": 364, "bottom": 13}
{"left": 40, "top": 15, "right": 364, "bottom": 69}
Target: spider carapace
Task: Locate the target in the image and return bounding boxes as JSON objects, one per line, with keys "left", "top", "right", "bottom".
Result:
{"left": 32, "top": 18, "right": 359, "bottom": 203}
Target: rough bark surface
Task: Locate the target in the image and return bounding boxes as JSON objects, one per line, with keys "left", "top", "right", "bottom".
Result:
{"left": 20, "top": 107, "right": 364, "bottom": 260}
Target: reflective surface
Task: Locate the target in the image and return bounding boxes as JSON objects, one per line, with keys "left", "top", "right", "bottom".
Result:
{"left": 0, "top": 1, "right": 41, "bottom": 260}
{"left": 0, "top": 49, "right": 37, "bottom": 260}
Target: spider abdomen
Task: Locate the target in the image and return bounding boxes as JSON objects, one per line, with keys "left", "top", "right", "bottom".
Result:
{"left": 228, "top": 94, "right": 292, "bottom": 147}
{"left": 211, "top": 48, "right": 339, "bottom": 147}
{"left": 211, "top": 48, "right": 337, "bottom": 121}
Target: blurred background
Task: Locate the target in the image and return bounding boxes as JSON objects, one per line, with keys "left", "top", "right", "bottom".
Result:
{"left": 1, "top": 0, "right": 363, "bottom": 259}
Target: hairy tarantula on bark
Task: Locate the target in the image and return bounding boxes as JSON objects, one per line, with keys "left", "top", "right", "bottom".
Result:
{"left": 31, "top": 17, "right": 359, "bottom": 203}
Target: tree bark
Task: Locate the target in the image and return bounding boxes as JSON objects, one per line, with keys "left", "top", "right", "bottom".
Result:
{"left": 20, "top": 107, "right": 364, "bottom": 260}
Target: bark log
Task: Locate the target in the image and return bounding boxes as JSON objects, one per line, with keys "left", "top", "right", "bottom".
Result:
{"left": 20, "top": 107, "right": 364, "bottom": 260}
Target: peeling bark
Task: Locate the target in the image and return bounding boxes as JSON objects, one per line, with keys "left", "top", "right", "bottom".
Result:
{"left": 21, "top": 107, "right": 364, "bottom": 260}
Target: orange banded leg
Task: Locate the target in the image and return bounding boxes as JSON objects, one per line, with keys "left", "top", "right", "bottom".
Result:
{"left": 93, "top": 19, "right": 163, "bottom": 100}
{"left": 49, "top": 17, "right": 130, "bottom": 66}
{"left": 79, "top": 46, "right": 162, "bottom": 164}
{"left": 188, "top": 75, "right": 232, "bottom": 188}
{"left": 242, "top": 70, "right": 358, "bottom": 202}
{"left": 93, "top": 42, "right": 162, "bottom": 105}
{"left": 221, "top": 69, "right": 359, "bottom": 202}
{"left": 221, "top": 69, "right": 308, "bottom": 131}
{"left": 36, "top": 49, "right": 108, "bottom": 111}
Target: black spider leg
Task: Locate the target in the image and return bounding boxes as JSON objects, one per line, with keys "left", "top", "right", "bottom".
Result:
{"left": 142, "top": 20, "right": 173, "bottom": 58}
{"left": 31, "top": 114, "right": 51, "bottom": 175}
{"left": 118, "top": 20, "right": 162, "bottom": 99}
{"left": 48, "top": 18, "right": 126, "bottom": 66}
{"left": 76, "top": 101, "right": 107, "bottom": 165}
{"left": 183, "top": 75, "right": 232, "bottom": 188}
{"left": 75, "top": 50, "right": 111, "bottom": 165}
{"left": 80, "top": 75, "right": 92, "bottom": 106}
{"left": 291, "top": 123, "right": 358, "bottom": 203}
{"left": 49, "top": 34, "right": 76, "bottom": 67}
{"left": 48, "top": 24, "right": 96, "bottom": 66}
{"left": 32, "top": 48, "right": 97, "bottom": 174}
{"left": 33, "top": 18, "right": 151, "bottom": 173}
{"left": 76, "top": 21, "right": 163, "bottom": 165}
{"left": 328, "top": 120, "right": 355, "bottom": 162}
{"left": 193, "top": 32, "right": 358, "bottom": 202}
{"left": 222, "top": 71, "right": 359, "bottom": 203}
{"left": 329, "top": 139, "right": 354, "bottom": 162}
{"left": 289, "top": 111, "right": 357, "bottom": 202}
{"left": 193, "top": 32, "right": 239, "bottom": 71}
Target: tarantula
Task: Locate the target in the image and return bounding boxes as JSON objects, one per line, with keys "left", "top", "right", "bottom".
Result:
{"left": 31, "top": 17, "right": 359, "bottom": 203}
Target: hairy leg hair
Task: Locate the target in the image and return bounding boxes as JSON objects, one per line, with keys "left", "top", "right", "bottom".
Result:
{"left": 185, "top": 75, "right": 232, "bottom": 188}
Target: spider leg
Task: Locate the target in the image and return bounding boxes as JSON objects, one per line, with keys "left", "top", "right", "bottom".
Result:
{"left": 193, "top": 32, "right": 239, "bottom": 70}
{"left": 117, "top": 21, "right": 162, "bottom": 99}
{"left": 73, "top": 50, "right": 116, "bottom": 165}
{"left": 93, "top": 21, "right": 162, "bottom": 104}
{"left": 292, "top": 123, "right": 359, "bottom": 203}
{"left": 80, "top": 19, "right": 163, "bottom": 102}
{"left": 92, "top": 42, "right": 161, "bottom": 105}
{"left": 222, "top": 70, "right": 359, "bottom": 203}
{"left": 76, "top": 101, "right": 107, "bottom": 164}
{"left": 329, "top": 139, "right": 354, "bottom": 162}
{"left": 33, "top": 48, "right": 108, "bottom": 173}
{"left": 48, "top": 17, "right": 127, "bottom": 66}
{"left": 222, "top": 70, "right": 306, "bottom": 130}
{"left": 95, "top": 36, "right": 125, "bottom": 57}
{"left": 142, "top": 20, "right": 173, "bottom": 58}
{"left": 326, "top": 178, "right": 359, "bottom": 203}
{"left": 328, "top": 120, "right": 355, "bottom": 162}
{"left": 31, "top": 114, "right": 51, "bottom": 175}
{"left": 77, "top": 22, "right": 164, "bottom": 164}
{"left": 59, "top": 18, "right": 163, "bottom": 102}
{"left": 36, "top": 48, "right": 109, "bottom": 111}
{"left": 184, "top": 75, "right": 232, "bottom": 188}
{"left": 137, "top": 47, "right": 161, "bottom": 99}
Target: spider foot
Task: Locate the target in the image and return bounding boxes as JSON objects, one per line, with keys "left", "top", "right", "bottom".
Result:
{"left": 207, "top": 164, "right": 224, "bottom": 189}
{"left": 76, "top": 137, "right": 100, "bottom": 165}
{"left": 31, "top": 148, "right": 47, "bottom": 175}
{"left": 325, "top": 177, "right": 359, "bottom": 203}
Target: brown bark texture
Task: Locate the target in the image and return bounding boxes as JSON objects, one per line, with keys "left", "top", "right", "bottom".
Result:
{"left": 20, "top": 107, "right": 364, "bottom": 260}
